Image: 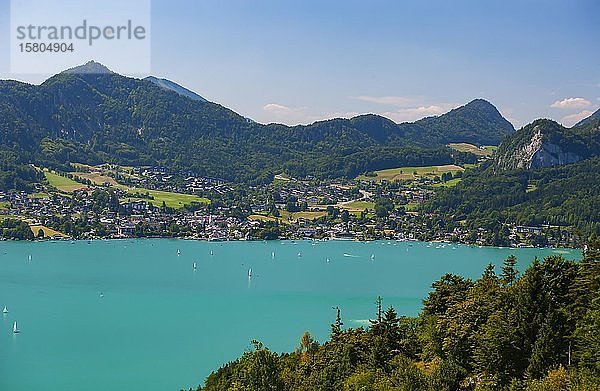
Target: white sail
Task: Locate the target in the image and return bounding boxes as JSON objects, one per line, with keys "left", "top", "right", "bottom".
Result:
{"left": 248, "top": 268, "right": 252, "bottom": 277}
{"left": 13, "top": 321, "right": 18, "bottom": 333}
{"left": 2, "top": 306, "right": 7, "bottom": 314}
{"left": 193, "top": 262, "right": 197, "bottom": 269}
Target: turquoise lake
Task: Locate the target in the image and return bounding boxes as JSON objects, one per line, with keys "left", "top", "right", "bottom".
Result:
{"left": 0, "top": 239, "right": 580, "bottom": 390}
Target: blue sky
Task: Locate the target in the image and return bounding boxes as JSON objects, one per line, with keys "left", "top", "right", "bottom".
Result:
{"left": 1, "top": 0, "right": 599, "bottom": 128}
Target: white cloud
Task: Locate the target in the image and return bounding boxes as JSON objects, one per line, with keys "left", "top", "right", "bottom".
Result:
{"left": 353, "top": 95, "right": 418, "bottom": 107}
{"left": 550, "top": 97, "right": 591, "bottom": 109}
{"left": 259, "top": 99, "right": 461, "bottom": 126}
{"left": 261, "top": 103, "right": 349, "bottom": 126}
{"left": 263, "top": 103, "right": 293, "bottom": 114}
{"left": 561, "top": 110, "right": 594, "bottom": 127}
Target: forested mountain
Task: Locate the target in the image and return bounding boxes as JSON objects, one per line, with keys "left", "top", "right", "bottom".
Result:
{"left": 399, "top": 98, "right": 515, "bottom": 146}
{"left": 424, "top": 156, "right": 600, "bottom": 236}
{"left": 425, "top": 117, "right": 600, "bottom": 237}
{"left": 495, "top": 118, "right": 600, "bottom": 170}
{"left": 575, "top": 107, "right": 600, "bottom": 127}
{"left": 144, "top": 76, "right": 208, "bottom": 102}
{"left": 192, "top": 241, "right": 600, "bottom": 391}
{"left": 0, "top": 61, "right": 513, "bottom": 189}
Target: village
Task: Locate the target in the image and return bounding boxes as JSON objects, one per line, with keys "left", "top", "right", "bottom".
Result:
{"left": 0, "top": 163, "right": 578, "bottom": 248}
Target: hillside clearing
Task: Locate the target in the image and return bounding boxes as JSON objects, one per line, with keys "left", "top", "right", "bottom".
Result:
{"left": 357, "top": 164, "right": 464, "bottom": 183}
{"left": 448, "top": 143, "right": 497, "bottom": 156}
{"left": 29, "top": 224, "right": 69, "bottom": 238}
{"left": 44, "top": 171, "right": 87, "bottom": 192}
{"left": 116, "top": 185, "right": 209, "bottom": 209}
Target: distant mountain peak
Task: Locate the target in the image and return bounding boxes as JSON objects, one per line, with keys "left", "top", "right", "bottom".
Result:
{"left": 144, "top": 76, "right": 207, "bottom": 103}
{"left": 63, "top": 60, "right": 112, "bottom": 75}
{"left": 464, "top": 98, "right": 495, "bottom": 108}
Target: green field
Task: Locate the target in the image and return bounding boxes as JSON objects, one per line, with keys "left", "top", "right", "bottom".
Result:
{"left": 340, "top": 201, "right": 375, "bottom": 210}
{"left": 273, "top": 174, "right": 291, "bottom": 185}
{"left": 357, "top": 164, "right": 464, "bottom": 183}
{"left": 44, "top": 168, "right": 209, "bottom": 209}
{"left": 30, "top": 224, "right": 68, "bottom": 238}
{"left": 432, "top": 178, "right": 462, "bottom": 188}
{"left": 117, "top": 185, "right": 210, "bottom": 209}
{"left": 448, "top": 143, "right": 497, "bottom": 156}
{"left": 290, "top": 211, "right": 328, "bottom": 220}
{"left": 44, "top": 171, "right": 87, "bottom": 192}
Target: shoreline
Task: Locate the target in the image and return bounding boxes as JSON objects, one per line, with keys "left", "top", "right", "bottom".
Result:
{"left": 0, "top": 236, "right": 582, "bottom": 252}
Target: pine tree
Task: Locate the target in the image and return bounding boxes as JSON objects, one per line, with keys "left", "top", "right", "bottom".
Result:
{"left": 501, "top": 255, "right": 519, "bottom": 285}
{"left": 331, "top": 306, "right": 343, "bottom": 339}
{"left": 369, "top": 296, "right": 383, "bottom": 335}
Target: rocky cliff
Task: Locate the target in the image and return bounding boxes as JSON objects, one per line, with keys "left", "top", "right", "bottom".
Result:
{"left": 495, "top": 119, "right": 600, "bottom": 170}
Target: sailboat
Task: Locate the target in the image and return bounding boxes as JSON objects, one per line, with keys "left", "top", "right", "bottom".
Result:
{"left": 2, "top": 306, "right": 7, "bottom": 314}
{"left": 13, "top": 321, "right": 19, "bottom": 333}
{"left": 248, "top": 268, "right": 252, "bottom": 277}
{"left": 28, "top": 254, "right": 32, "bottom": 262}
{"left": 210, "top": 250, "right": 214, "bottom": 256}
{"left": 193, "top": 262, "right": 197, "bottom": 270}
{"left": 177, "top": 249, "right": 181, "bottom": 256}
{"left": 271, "top": 251, "right": 275, "bottom": 259}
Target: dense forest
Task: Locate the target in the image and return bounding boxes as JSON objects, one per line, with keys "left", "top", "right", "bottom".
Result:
{"left": 0, "top": 62, "right": 513, "bottom": 188}
{"left": 190, "top": 238, "right": 600, "bottom": 391}
{"left": 423, "top": 156, "right": 600, "bottom": 237}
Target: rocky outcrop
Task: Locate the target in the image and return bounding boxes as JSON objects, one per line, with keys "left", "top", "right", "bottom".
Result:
{"left": 495, "top": 119, "right": 598, "bottom": 170}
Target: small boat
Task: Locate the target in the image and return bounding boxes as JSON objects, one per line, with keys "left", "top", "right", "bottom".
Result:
{"left": 210, "top": 250, "right": 214, "bottom": 256}
{"left": 177, "top": 249, "right": 181, "bottom": 256}
{"left": 326, "top": 258, "right": 330, "bottom": 263}
{"left": 2, "top": 306, "right": 7, "bottom": 314}
{"left": 370, "top": 254, "right": 375, "bottom": 260}
{"left": 248, "top": 268, "right": 252, "bottom": 277}
{"left": 193, "top": 262, "right": 197, "bottom": 270}
{"left": 28, "top": 254, "right": 32, "bottom": 261}
{"left": 99, "top": 292, "right": 104, "bottom": 299}
{"left": 297, "top": 252, "right": 302, "bottom": 258}
{"left": 13, "top": 321, "right": 19, "bottom": 333}
{"left": 271, "top": 251, "right": 275, "bottom": 259}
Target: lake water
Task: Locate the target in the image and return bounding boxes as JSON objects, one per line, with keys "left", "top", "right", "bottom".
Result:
{"left": 0, "top": 239, "right": 579, "bottom": 390}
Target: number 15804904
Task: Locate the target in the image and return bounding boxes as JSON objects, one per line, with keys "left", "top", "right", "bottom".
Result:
{"left": 19, "top": 42, "right": 75, "bottom": 53}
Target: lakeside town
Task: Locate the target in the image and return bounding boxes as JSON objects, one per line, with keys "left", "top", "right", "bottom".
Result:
{"left": 0, "top": 161, "right": 579, "bottom": 248}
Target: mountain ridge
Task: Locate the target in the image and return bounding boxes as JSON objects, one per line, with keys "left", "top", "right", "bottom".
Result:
{"left": 575, "top": 107, "right": 600, "bottom": 127}
{"left": 0, "top": 62, "right": 515, "bottom": 188}
{"left": 144, "top": 76, "right": 208, "bottom": 103}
